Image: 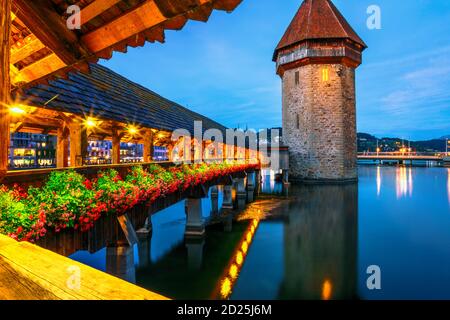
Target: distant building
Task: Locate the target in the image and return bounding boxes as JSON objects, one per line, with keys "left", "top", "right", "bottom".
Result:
{"left": 9, "top": 133, "right": 56, "bottom": 169}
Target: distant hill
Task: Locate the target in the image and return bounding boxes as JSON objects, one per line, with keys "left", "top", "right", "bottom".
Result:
{"left": 357, "top": 133, "right": 448, "bottom": 152}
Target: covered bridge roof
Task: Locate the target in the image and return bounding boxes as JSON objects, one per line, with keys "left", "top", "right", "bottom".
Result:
{"left": 10, "top": 0, "right": 243, "bottom": 89}
{"left": 13, "top": 63, "right": 227, "bottom": 136}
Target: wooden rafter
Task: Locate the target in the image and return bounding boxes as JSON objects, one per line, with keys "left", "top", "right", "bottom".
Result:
{"left": 13, "top": 0, "right": 88, "bottom": 64}
{"left": 10, "top": 34, "right": 45, "bottom": 64}
{"left": 79, "top": 0, "right": 122, "bottom": 26}
{"left": 7, "top": 0, "right": 243, "bottom": 89}
{"left": 15, "top": 53, "right": 66, "bottom": 84}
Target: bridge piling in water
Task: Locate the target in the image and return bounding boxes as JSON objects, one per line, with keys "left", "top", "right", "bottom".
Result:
{"left": 186, "top": 238, "right": 205, "bottom": 270}
{"left": 210, "top": 186, "right": 219, "bottom": 215}
{"left": 234, "top": 177, "right": 247, "bottom": 209}
{"left": 222, "top": 185, "right": 234, "bottom": 210}
{"left": 185, "top": 198, "right": 206, "bottom": 238}
{"left": 247, "top": 172, "right": 256, "bottom": 203}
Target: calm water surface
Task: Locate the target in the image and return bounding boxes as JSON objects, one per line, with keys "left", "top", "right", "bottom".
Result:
{"left": 71, "top": 165, "right": 450, "bottom": 300}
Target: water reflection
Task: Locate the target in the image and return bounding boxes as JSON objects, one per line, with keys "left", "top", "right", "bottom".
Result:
{"left": 214, "top": 219, "right": 260, "bottom": 299}
{"left": 447, "top": 169, "right": 450, "bottom": 206}
{"left": 377, "top": 166, "right": 381, "bottom": 197}
{"left": 396, "top": 166, "right": 413, "bottom": 199}
{"left": 66, "top": 166, "right": 450, "bottom": 300}
{"left": 277, "top": 184, "right": 358, "bottom": 300}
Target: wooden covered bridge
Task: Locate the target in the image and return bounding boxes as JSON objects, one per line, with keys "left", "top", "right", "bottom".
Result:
{"left": 0, "top": 0, "right": 259, "bottom": 300}
{"left": 1, "top": 0, "right": 245, "bottom": 178}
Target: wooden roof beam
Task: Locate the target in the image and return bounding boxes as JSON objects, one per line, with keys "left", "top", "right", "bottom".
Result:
{"left": 79, "top": 0, "right": 122, "bottom": 26}
{"left": 15, "top": 53, "right": 66, "bottom": 84}
{"left": 82, "top": 0, "right": 167, "bottom": 53}
{"left": 13, "top": 0, "right": 88, "bottom": 65}
{"left": 10, "top": 35, "right": 46, "bottom": 65}
{"left": 18, "top": 115, "right": 63, "bottom": 129}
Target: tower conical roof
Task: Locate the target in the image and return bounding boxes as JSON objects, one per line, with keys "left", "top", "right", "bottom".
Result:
{"left": 274, "top": 0, "right": 367, "bottom": 59}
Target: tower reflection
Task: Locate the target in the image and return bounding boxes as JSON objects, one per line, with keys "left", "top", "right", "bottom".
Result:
{"left": 278, "top": 184, "right": 358, "bottom": 299}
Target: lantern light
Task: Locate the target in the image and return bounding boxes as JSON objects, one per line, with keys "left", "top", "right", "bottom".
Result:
{"left": 128, "top": 126, "right": 138, "bottom": 135}
{"left": 84, "top": 118, "right": 97, "bottom": 128}
{"left": 10, "top": 105, "right": 26, "bottom": 115}
{"left": 322, "top": 67, "right": 329, "bottom": 82}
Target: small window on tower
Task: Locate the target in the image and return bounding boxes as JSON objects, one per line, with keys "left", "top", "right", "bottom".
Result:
{"left": 295, "top": 71, "right": 299, "bottom": 85}
{"left": 296, "top": 114, "right": 300, "bottom": 129}
{"left": 322, "top": 67, "right": 329, "bottom": 82}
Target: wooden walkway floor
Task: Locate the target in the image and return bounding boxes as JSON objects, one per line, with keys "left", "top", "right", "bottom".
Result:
{"left": 0, "top": 235, "right": 168, "bottom": 300}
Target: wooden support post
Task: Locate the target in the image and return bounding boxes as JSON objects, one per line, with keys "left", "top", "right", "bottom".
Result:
{"left": 56, "top": 126, "right": 69, "bottom": 168}
{"left": 166, "top": 143, "right": 174, "bottom": 162}
{"left": 143, "top": 129, "right": 154, "bottom": 163}
{"left": 112, "top": 127, "right": 121, "bottom": 164}
{"left": 69, "top": 122, "right": 87, "bottom": 167}
{"left": 0, "top": 0, "right": 11, "bottom": 176}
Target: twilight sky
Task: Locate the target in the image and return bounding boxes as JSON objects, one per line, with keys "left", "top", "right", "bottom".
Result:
{"left": 102, "top": 0, "right": 450, "bottom": 140}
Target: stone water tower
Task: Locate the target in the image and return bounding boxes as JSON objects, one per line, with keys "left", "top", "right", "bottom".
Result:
{"left": 273, "top": 0, "right": 367, "bottom": 183}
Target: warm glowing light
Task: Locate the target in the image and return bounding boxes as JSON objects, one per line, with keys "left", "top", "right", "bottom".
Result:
{"left": 9, "top": 106, "right": 26, "bottom": 115}
{"left": 84, "top": 118, "right": 97, "bottom": 128}
{"left": 229, "top": 264, "right": 238, "bottom": 279}
{"left": 321, "top": 67, "right": 329, "bottom": 82}
{"left": 241, "top": 241, "right": 248, "bottom": 254}
{"left": 236, "top": 251, "right": 243, "bottom": 266}
{"left": 376, "top": 147, "right": 381, "bottom": 153}
{"left": 322, "top": 280, "right": 333, "bottom": 300}
{"left": 220, "top": 277, "right": 232, "bottom": 299}
{"left": 128, "top": 126, "right": 138, "bottom": 135}
{"left": 447, "top": 169, "right": 450, "bottom": 205}
{"left": 250, "top": 225, "right": 255, "bottom": 234}
{"left": 246, "top": 232, "right": 252, "bottom": 243}
{"left": 396, "top": 166, "right": 413, "bottom": 199}
{"left": 376, "top": 166, "right": 381, "bottom": 197}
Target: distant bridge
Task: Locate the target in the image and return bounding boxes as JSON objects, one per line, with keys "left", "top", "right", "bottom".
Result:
{"left": 357, "top": 152, "right": 448, "bottom": 163}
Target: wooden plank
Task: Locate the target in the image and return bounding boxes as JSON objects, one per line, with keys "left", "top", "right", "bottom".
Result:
{"left": 79, "top": 0, "right": 122, "bottom": 26}
{"left": 0, "top": 0, "right": 11, "bottom": 176}
{"left": 10, "top": 35, "right": 46, "bottom": 64}
{"left": 16, "top": 53, "right": 66, "bottom": 84}
{"left": 82, "top": 0, "right": 166, "bottom": 53}
{"left": 13, "top": 0, "right": 88, "bottom": 64}
{"left": 0, "top": 235, "right": 168, "bottom": 300}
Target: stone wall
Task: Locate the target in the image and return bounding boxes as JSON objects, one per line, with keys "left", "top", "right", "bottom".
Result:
{"left": 281, "top": 63, "right": 357, "bottom": 182}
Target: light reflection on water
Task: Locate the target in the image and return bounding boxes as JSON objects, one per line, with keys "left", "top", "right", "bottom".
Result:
{"left": 395, "top": 166, "right": 413, "bottom": 199}
{"left": 447, "top": 169, "right": 450, "bottom": 205}
{"left": 70, "top": 166, "right": 450, "bottom": 300}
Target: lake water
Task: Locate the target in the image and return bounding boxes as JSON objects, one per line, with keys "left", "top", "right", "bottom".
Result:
{"left": 70, "top": 165, "right": 450, "bottom": 300}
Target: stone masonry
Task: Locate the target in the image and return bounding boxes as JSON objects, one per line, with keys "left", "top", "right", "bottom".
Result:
{"left": 274, "top": 0, "right": 366, "bottom": 183}
{"left": 282, "top": 63, "right": 357, "bottom": 182}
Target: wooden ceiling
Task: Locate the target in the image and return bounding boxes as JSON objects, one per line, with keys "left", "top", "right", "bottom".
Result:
{"left": 9, "top": 0, "right": 243, "bottom": 89}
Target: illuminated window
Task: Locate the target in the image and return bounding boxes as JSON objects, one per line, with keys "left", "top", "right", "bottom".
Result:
{"left": 322, "top": 67, "right": 329, "bottom": 82}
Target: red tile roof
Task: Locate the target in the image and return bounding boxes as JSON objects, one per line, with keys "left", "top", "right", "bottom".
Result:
{"left": 275, "top": 0, "right": 367, "bottom": 53}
